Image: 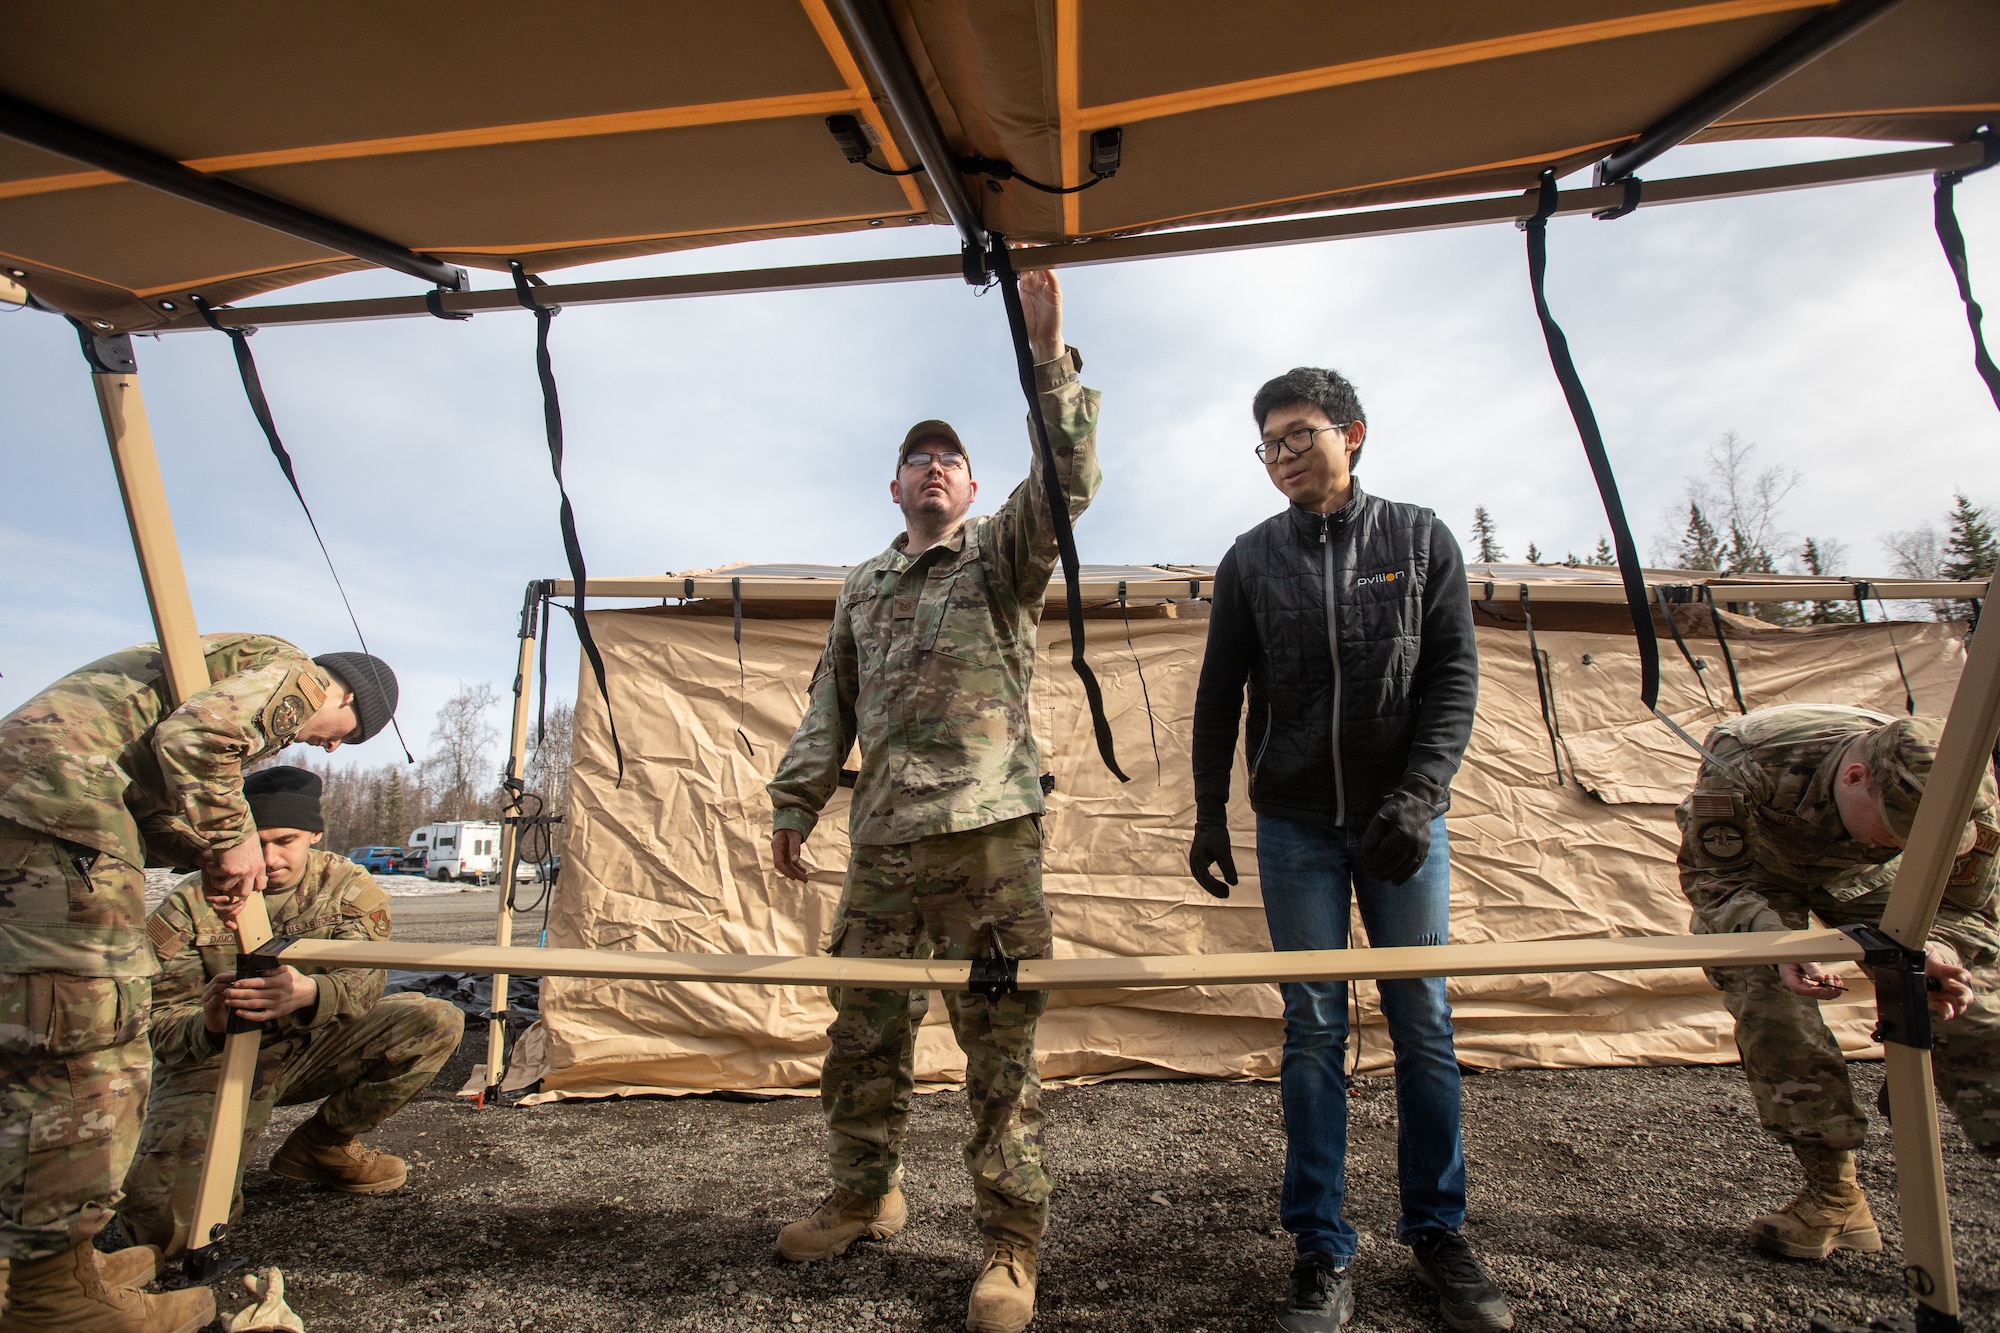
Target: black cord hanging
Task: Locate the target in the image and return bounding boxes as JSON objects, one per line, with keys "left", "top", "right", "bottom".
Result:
{"left": 1933, "top": 129, "right": 2000, "bottom": 414}
{"left": 1872, "top": 592, "right": 1918, "bottom": 716}
{"left": 510, "top": 260, "right": 624, "bottom": 783}
{"left": 1519, "top": 587, "right": 1567, "bottom": 784}
{"left": 1698, "top": 586, "right": 1748, "bottom": 715}
{"left": 1656, "top": 587, "right": 1722, "bottom": 717}
{"left": 185, "top": 294, "right": 415, "bottom": 764}
{"left": 985, "top": 238, "right": 1129, "bottom": 782}
{"left": 732, "top": 576, "right": 755, "bottom": 756}
{"left": 1116, "top": 582, "right": 1162, "bottom": 782}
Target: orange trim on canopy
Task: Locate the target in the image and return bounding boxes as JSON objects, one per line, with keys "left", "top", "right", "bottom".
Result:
{"left": 1073, "top": 0, "right": 1828, "bottom": 131}
{"left": 797, "top": 0, "right": 929, "bottom": 216}
{"left": 1709, "top": 101, "right": 2000, "bottom": 129}
{"left": 1057, "top": 0, "right": 1083, "bottom": 236}
{"left": 0, "top": 89, "right": 867, "bottom": 201}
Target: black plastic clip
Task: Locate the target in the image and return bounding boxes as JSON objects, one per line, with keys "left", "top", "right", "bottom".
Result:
{"left": 181, "top": 1233, "right": 246, "bottom": 1284}
{"left": 1837, "top": 923, "right": 1933, "bottom": 1050}
{"left": 226, "top": 936, "right": 299, "bottom": 1035}
{"left": 964, "top": 238, "right": 993, "bottom": 287}
{"left": 425, "top": 285, "right": 472, "bottom": 320}
{"left": 968, "top": 926, "right": 1019, "bottom": 1001}
{"left": 1593, "top": 175, "right": 1643, "bottom": 221}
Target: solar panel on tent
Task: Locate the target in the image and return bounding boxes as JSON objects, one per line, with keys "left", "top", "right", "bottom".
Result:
{"left": 3, "top": 0, "right": 1994, "bottom": 330}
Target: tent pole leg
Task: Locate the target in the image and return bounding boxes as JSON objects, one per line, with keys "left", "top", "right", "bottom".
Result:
{"left": 79, "top": 332, "right": 276, "bottom": 1278}
{"left": 1869, "top": 613, "right": 2000, "bottom": 1331}
{"left": 484, "top": 583, "right": 542, "bottom": 1103}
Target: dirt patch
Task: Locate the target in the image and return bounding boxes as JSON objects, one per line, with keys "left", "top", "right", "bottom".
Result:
{"left": 181, "top": 1036, "right": 1996, "bottom": 1333}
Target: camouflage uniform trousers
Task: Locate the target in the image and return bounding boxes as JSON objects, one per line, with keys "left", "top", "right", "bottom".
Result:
{"left": 0, "top": 973, "right": 152, "bottom": 1262}
{"left": 823, "top": 814, "right": 1052, "bottom": 1243}
{"left": 120, "top": 991, "right": 463, "bottom": 1252}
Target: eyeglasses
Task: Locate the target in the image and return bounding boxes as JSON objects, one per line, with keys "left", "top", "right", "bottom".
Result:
{"left": 1254, "top": 423, "right": 1348, "bottom": 465}
{"left": 901, "top": 450, "right": 967, "bottom": 471}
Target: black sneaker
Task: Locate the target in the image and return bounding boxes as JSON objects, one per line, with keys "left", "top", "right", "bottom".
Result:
{"left": 1408, "top": 1230, "right": 1513, "bottom": 1332}
{"left": 1277, "top": 1250, "right": 1353, "bottom": 1331}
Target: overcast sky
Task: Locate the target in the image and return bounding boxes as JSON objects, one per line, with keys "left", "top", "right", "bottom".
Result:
{"left": 3, "top": 138, "right": 1996, "bottom": 766}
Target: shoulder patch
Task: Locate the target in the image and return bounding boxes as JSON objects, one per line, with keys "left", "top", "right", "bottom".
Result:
{"left": 260, "top": 667, "right": 318, "bottom": 740}
{"left": 1698, "top": 821, "right": 1749, "bottom": 864}
{"left": 147, "top": 914, "right": 191, "bottom": 959}
{"left": 1690, "top": 792, "right": 1740, "bottom": 820}
{"left": 339, "top": 879, "right": 390, "bottom": 915}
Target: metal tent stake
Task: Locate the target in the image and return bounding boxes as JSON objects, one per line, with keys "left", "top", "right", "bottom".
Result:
{"left": 75, "top": 325, "right": 275, "bottom": 1280}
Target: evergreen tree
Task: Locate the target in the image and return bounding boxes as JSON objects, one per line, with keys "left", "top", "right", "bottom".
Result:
{"left": 1800, "top": 536, "right": 1858, "bottom": 624}
{"left": 1941, "top": 491, "right": 1996, "bottom": 622}
{"left": 1677, "top": 503, "right": 1722, "bottom": 571}
{"left": 1525, "top": 541, "right": 1542, "bottom": 565}
{"left": 1590, "top": 536, "right": 1616, "bottom": 566}
{"left": 1470, "top": 506, "right": 1505, "bottom": 563}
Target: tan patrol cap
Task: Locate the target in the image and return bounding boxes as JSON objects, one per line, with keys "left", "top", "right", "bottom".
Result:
{"left": 898, "top": 419, "right": 968, "bottom": 470}
{"left": 1861, "top": 716, "right": 1999, "bottom": 843}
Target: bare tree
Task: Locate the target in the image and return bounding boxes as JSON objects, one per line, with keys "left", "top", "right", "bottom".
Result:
{"left": 1651, "top": 431, "right": 1800, "bottom": 578}
{"left": 1883, "top": 523, "right": 1948, "bottom": 621}
{"left": 523, "top": 699, "right": 576, "bottom": 859}
{"left": 429, "top": 681, "right": 499, "bottom": 821}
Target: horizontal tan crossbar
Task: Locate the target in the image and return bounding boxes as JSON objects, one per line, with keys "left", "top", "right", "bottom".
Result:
{"left": 551, "top": 574, "right": 1987, "bottom": 606}
{"left": 279, "top": 927, "right": 1860, "bottom": 991}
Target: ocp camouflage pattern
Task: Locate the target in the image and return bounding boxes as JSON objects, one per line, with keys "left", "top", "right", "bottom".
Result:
{"left": 769, "top": 352, "right": 1100, "bottom": 846}
{"left": 0, "top": 634, "right": 328, "bottom": 873}
{"left": 1684, "top": 704, "right": 2000, "bottom": 1157}
{"left": 122, "top": 849, "right": 462, "bottom": 1252}
{"left": 0, "top": 973, "right": 151, "bottom": 1260}
{"left": 822, "top": 815, "right": 1052, "bottom": 1242}
{"left": 1678, "top": 703, "right": 2000, "bottom": 963}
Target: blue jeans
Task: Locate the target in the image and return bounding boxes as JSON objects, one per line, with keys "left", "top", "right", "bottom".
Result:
{"left": 1256, "top": 812, "right": 1466, "bottom": 1259}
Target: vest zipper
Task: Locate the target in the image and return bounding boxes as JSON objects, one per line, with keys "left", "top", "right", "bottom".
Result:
{"left": 1320, "top": 514, "right": 1346, "bottom": 826}
{"left": 1249, "top": 704, "right": 1275, "bottom": 790}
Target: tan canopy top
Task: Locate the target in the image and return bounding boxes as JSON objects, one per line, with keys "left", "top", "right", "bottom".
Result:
{"left": 4, "top": 0, "right": 1995, "bottom": 331}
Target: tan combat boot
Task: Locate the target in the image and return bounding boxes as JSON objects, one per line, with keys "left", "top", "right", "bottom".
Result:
{"left": 775, "top": 1187, "right": 907, "bottom": 1262}
{"left": 1750, "top": 1144, "right": 1883, "bottom": 1259}
{"left": 95, "top": 1244, "right": 161, "bottom": 1290}
{"left": 268, "top": 1115, "right": 408, "bottom": 1194}
{"left": 0, "top": 1239, "right": 213, "bottom": 1333}
{"left": 966, "top": 1237, "right": 1037, "bottom": 1333}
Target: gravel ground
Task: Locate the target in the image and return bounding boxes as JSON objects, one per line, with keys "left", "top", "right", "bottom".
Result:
{"left": 186, "top": 1046, "right": 1995, "bottom": 1333}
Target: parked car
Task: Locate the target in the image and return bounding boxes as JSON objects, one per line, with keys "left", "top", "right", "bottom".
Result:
{"left": 396, "top": 849, "right": 428, "bottom": 875}
{"left": 513, "top": 855, "right": 539, "bottom": 883}
{"left": 347, "top": 846, "right": 404, "bottom": 874}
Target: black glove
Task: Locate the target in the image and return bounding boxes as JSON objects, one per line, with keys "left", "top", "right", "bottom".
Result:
{"left": 1358, "top": 774, "right": 1449, "bottom": 886}
{"left": 1188, "top": 819, "right": 1238, "bottom": 899}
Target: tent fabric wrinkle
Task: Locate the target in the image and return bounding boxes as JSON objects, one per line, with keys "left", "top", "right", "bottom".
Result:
{"left": 536, "top": 603, "right": 1970, "bottom": 1100}
{"left": 4, "top": 0, "right": 1994, "bottom": 330}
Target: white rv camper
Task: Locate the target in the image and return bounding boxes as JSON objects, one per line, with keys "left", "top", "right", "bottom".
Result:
{"left": 406, "top": 821, "right": 503, "bottom": 884}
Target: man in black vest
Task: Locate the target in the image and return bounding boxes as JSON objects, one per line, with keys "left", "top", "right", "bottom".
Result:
{"left": 1189, "top": 367, "right": 1505, "bottom": 1333}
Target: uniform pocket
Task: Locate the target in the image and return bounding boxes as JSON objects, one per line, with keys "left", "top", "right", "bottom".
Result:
{"left": 0, "top": 975, "right": 147, "bottom": 1056}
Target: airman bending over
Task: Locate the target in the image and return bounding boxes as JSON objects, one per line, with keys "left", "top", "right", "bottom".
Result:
{"left": 119, "top": 765, "right": 463, "bottom": 1255}
{"left": 0, "top": 638, "right": 396, "bottom": 1333}
{"left": 1680, "top": 704, "right": 1999, "bottom": 1261}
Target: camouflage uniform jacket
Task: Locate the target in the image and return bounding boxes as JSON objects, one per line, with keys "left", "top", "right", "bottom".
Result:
{"left": 1679, "top": 704, "right": 2000, "bottom": 964}
{"left": 0, "top": 634, "right": 329, "bottom": 870}
{"left": 769, "top": 350, "right": 1100, "bottom": 846}
{"left": 146, "top": 848, "right": 392, "bottom": 1072}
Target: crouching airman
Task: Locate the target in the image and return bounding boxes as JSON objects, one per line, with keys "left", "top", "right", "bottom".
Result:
{"left": 1680, "top": 705, "right": 1999, "bottom": 1260}
{"left": 119, "top": 765, "right": 463, "bottom": 1255}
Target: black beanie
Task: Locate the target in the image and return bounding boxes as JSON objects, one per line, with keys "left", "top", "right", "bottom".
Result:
{"left": 312, "top": 652, "right": 399, "bottom": 742}
{"left": 245, "top": 765, "right": 324, "bottom": 833}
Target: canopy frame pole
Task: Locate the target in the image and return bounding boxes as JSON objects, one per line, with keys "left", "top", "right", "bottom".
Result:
{"left": 829, "top": 0, "right": 990, "bottom": 277}
{"left": 71, "top": 327, "right": 277, "bottom": 1278}
{"left": 1867, "top": 613, "right": 2000, "bottom": 1330}
{"left": 0, "top": 92, "right": 465, "bottom": 292}
{"left": 484, "top": 580, "right": 546, "bottom": 1103}
{"left": 1594, "top": 0, "right": 1903, "bottom": 184}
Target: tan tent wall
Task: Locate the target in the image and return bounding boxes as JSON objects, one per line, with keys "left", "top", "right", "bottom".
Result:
{"left": 535, "top": 603, "right": 1969, "bottom": 1099}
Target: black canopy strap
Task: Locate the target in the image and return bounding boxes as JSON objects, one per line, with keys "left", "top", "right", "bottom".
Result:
{"left": 1866, "top": 586, "right": 1918, "bottom": 716}
{"left": 985, "top": 237, "right": 1129, "bottom": 782}
{"left": 1695, "top": 586, "right": 1749, "bottom": 714}
{"left": 1933, "top": 128, "right": 2000, "bottom": 414}
{"left": 1656, "top": 586, "right": 1721, "bottom": 716}
{"left": 732, "top": 576, "right": 755, "bottom": 757}
{"left": 535, "top": 585, "right": 552, "bottom": 748}
{"left": 186, "top": 294, "right": 415, "bottom": 764}
{"left": 1116, "top": 582, "right": 1163, "bottom": 782}
{"left": 509, "top": 260, "right": 623, "bottom": 783}
{"left": 1522, "top": 173, "right": 1665, "bottom": 724}
{"left": 1518, "top": 587, "right": 1566, "bottom": 785}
